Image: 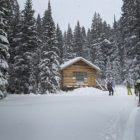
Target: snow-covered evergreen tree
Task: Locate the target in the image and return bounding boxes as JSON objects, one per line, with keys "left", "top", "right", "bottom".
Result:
{"left": 56, "top": 24, "right": 63, "bottom": 64}
{"left": 73, "top": 21, "right": 83, "bottom": 57}
{"left": 36, "top": 14, "right": 43, "bottom": 40}
{"left": 90, "top": 13, "right": 103, "bottom": 63}
{"left": 65, "top": 24, "right": 75, "bottom": 61}
{"left": 106, "top": 57, "right": 113, "bottom": 81}
{"left": 120, "top": 0, "right": 140, "bottom": 80}
{"left": 90, "top": 13, "right": 103, "bottom": 40}
{"left": 40, "top": 1, "right": 60, "bottom": 93}
{"left": 35, "top": 14, "right": 44, "bottom": 93}
{"left": 62, "top": 31, "right": 67, "bottom": 62}
{"left": 110, "top": 17, "right": 124, "bottom": 83}
{"left": 130, "top": 0, "right": 140, "bottom": 78}
{"left": 94, "top": 42, "right": 105, "bottom": 80}
{"left": 90, "top": 13, "right": 112, "bottom": 80}
{"left": 7, "top": 0, "right": 21, "bottom": 93}
{"left": 7, "top": 0, "right": 20, "bottom": 40}
{"left": 81, "top": 26, "right": 89, "bottom": 59}
{"left": 113, "top": 15, "right": 117, "bottom": 32}
{"left": 0, "top": 0, "right": 10, "bottom": 98}
{"left": 134, "top": 0, "right": 140, "bottom": 40}
{"left": 12, "top": 0, "right": 39, "bottom": 94}
{"left": 86, "top": 29, "right": 92, "bottom": 61}
{"left": 112, "top": 45, "right": 122, "bottom": 84}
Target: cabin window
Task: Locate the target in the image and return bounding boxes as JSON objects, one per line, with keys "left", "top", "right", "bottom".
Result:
{"left": 76, "top": 72, "right": 84, "bottom": 82}
{"left": 84, "top": 72, "right": 87, "bottom": 78}
{"left": 73, "top": 72, "right": 87, "bottom": 81}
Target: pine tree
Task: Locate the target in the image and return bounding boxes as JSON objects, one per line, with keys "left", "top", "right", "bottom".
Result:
{"left": 40, "top": 1, "right": 60, "bottom": 93}
{"left": 121, "top": 0, "right": 134, "bottom": 39}
{"left": 102, "top": 21, "right": 111, "bottom": 39}
{"left": 90, "top": 13, "right": 103, "bottom": 63}
{"left": 7, "top": 0, "right": 20, "bottom": 40}
{"left": 91, "top": 13, "right": 103, "bottom": 40}
{"left": 93, "top": 42, "right": 105, "bottom": 80}
{"left": 65, "top": 24, "right": 75, "bottom": 61}
{"left": 113, "top": 15, "right": 117, "bottom": 32}
{"left": 7, "top": 0, "right": 21, "bottom": 93}
{"left": 42, "top": 10, "right": 48, "bottom": 39}
{"left": 86, "top": 29, "right": 92, "bottom": 61}
{"left": 106, "top": 57, "right": 113, "bottom": 81}
{"left": 111, "top": 18, "right": 124, "bottom": 82}
{"left": 121, "top": 46, "right": 130, "bottom": 81}
{"left": 36, "top": 14, "right": 43, "bottom": 40}
{"left": 91, "top": 13, "right": 114, "bottom": 81}
{"left": 134, "top": 0, "right": 140, "bottom": 39}
{"left": 0, "top": 0, "right": 10, "bottom": 98}
{"left": 120, "top": 0, "right": 139, "bottom": 79}
{"left": 73, "top": 21, "right": 83, "bottom": 57}
{"left": 63, "top": 31, "right": 67, "bottom": 62}
{"left": 35, "top": 14, "right": 43, "bottom": 93}
{"left": 25, "top": 0, "right": 40, "bottom": 93}
{"left": 130, "top": 0, "right": 140, "bottom": 78}
{"left": 81, "top": 26, "right": 88, "bottom": 59}
{"left": 13, "top": 0, "right": 39, "bottom": 94}
{"left": 112, "top": 45, "right": 122, "bottom": 84}
{"left": 56, "top": 24, "right": 63, "bottom": 64}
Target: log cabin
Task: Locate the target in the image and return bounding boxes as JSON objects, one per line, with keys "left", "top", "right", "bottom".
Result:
{"left": 60, "top": 57, "right": 100, "bottom": 90}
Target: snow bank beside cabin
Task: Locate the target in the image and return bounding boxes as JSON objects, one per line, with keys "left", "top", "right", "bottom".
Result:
{"left": 59, "top": 87, "right": 108, "bottom": 96}
{"left": 56, "top": 85, "right": 130, "bottom": 97}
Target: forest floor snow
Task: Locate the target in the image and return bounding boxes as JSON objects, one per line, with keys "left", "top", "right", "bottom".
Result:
{"left": 0, "top": 86, "right": 140, "bottom": 140}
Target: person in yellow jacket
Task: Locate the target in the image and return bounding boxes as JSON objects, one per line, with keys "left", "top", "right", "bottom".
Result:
{"left": 126, "top": 81, "right": 132, "bottom": 95}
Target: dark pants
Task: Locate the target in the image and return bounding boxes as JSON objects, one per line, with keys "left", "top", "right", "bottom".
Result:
{"left": 139, "top": 89, "right": 140, "bottom": 103}
{"left": 108, "top": 87, "right": 114, "bottom": 96}
{"left": 135, "top": 87, "right": 139, "bottom": 96}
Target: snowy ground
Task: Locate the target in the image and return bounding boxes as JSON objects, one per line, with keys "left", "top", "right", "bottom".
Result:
{"left": 0, "top": 86, "right": 140, "bottom": 140}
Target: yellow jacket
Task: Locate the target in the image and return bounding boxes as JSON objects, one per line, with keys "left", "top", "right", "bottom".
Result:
{"left": 126, "top": 82, "right": 130, "bottom": 88}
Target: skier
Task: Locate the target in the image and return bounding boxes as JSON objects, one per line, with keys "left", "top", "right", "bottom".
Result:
{"left": 126, "top": 81, "right": 132, "bottom": 95}
{"left": 107, "top": 81, "right": 114, "bottom": 96}
{"left": 134, "top": 81, "right": 138, "bottom": 96}
{"left": 136, "top": 76, "right": 140, "bottom": 106}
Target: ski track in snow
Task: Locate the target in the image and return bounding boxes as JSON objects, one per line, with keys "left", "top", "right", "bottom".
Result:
{"left": 102, "top": 97, "right": 138, "bottom": 140}
{"left": 122, "top": 107, "right": 138, "bottom": 140}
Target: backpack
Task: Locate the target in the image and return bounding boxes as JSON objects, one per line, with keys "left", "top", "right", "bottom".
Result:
{"left": 107, "top": 82, "right": 111, "bottom": 89}
{"left": 137, "top": 79, "right": 140, "bottom": 89}
{"left": 111, "top": 81, "right": 113, "bottom": 87}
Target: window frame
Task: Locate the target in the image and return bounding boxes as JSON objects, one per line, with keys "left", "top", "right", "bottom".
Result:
{"left": 73, "top": 72, "right": 87, "bottom": 82}
{"left": 84, "top": 72, "right": 87, "bottom": 79}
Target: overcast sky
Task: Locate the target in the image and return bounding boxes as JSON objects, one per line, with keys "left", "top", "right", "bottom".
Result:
{"left": 17, "top": 0, "right": 123, "bottom": 31}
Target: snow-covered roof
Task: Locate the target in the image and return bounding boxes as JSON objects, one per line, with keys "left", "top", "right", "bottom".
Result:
{"left": 60, "top": 57, "right": 100, "bottom": 71}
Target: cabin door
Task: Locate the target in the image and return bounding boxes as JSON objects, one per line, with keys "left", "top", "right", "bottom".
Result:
{"left": 90, "top": 76, "right": 93, "bottom": 86}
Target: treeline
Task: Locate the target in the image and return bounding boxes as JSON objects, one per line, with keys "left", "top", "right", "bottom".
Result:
{"left": 0, "top": 0, "right": 140, "bottom": 97}
{"left": 1, "top": 0, "right": 61, "bottom": 97}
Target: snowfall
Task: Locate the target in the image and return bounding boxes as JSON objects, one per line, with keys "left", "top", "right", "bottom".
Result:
{"left": 0, "top": 86, "right": 140, "bottom": 140}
